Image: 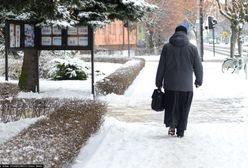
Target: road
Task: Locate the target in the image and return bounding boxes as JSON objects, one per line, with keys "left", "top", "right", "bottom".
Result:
{"left": 204, "top": 43, "right": 248, "bottom": 57}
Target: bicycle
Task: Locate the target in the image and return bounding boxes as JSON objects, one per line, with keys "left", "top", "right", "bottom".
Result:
{"left": 222, "top": 54, "right": 247, "bottom": 74}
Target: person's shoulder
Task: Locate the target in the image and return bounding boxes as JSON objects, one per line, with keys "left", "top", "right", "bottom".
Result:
{"left": 188, "top": 42, "right": 198, "bottom": 50}
{"left": 161, "top": 43, "right": 170, "bottom": 50}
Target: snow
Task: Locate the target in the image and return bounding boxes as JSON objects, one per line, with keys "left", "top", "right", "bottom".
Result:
{"left": 0, "top": 116, "right": 45, "bottom": 145}
{"left": 72, "top": 118, "right": 248, "bottom": 168}
{"left": 1, "top": 48, "right": 248, "bottom": 167}
{"left": 17, "top": 62, "right": 121, "bottom": 99}
{"left": 72, "top": 50, "right": 248, "bottom": 168}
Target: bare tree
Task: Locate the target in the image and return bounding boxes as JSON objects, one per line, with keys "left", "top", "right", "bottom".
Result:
{"left": 216, "top": 0, "right": 247, "bottom": 57}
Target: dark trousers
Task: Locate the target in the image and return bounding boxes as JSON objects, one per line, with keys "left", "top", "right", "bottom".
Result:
{"left": 164, "top": 90, "right": 193, "bottom": 132}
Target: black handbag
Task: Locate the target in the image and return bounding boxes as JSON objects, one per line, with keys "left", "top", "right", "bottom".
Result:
{"left": 151, "top": 88, "right": 165, "bottom": 111}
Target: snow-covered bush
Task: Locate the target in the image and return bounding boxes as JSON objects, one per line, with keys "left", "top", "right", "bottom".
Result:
{"left": 96, "top": 58, "right": 145, "bottom": 95}
{"left": 0, "top": 83, "right": 20, "bottom": 99}
{"left": 47, "top": 58, "right": 89, "bottom": 80}
{"left": 0, "top": 98, "right": 60, "bottom": 123}
{"left": 0, "top": 99, "right": 106, "bottom": 167}
{"left": 0, "top": 58, "right": 22, "bottom": 80}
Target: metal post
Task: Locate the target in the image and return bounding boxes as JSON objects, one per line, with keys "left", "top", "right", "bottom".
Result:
{"left": 127, "top": 21, "right": 130, "bottom": 58}
{"left": 200, "top": 0, "right": 204, "bottom": 61}
{"left": 212, "top": 28, "right": 216, "bottom": 56}
{"left": 5, "top": 22, "right": 9, "bottom": 81}
{"left": 91, "top": 49, "right": 95, "bottom": 96}
{"left": 123, "top": 21, "right": 125, "bottom": 50}
{"left": 91, "top": 28, "right": 95, "bottom": 97}
{"left": 36, "top": 50, "right": 40, "bottom": 93}
{"left": 5, "top": 48, "right": 8, "bottom": 81}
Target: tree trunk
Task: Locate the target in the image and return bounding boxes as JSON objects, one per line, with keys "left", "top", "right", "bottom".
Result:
{"left": 18, "top": 49, "right": 39, "bottom": 92}
{"left": 230, "top": 23, "right": 238, "bottom": 58}
{"left": 237, "top": 31, "right": 242, "bottom": 57}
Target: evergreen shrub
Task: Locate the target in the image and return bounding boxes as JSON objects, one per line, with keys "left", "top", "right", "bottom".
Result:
{"left": 48, "top": 58, "right": 88, "bottom": 80}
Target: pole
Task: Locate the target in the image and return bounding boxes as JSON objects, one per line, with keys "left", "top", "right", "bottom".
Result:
{"left": 91, "top": 28, "right": 95, "bottom": 97}
{"left": 5, "top": 48, "right": 8, "bottom": 81}
{"left": 127, "top": 21, "right": 130, "bottom": 57}
{"left": 245, "top": 63, "right": 247, "bottom": 80}
{"left": 91, "top": 49, "right": 95, "bottom": 96}
{"left": 200, "top": 0, "right": 204, "bottom": 61}
{"left": 123, "top": 21, "right": 125, "bottom": 50}
{"left": 5, "top": 21, "right": 9, "bottom": 81}
{"left": 36, "top": 50, "right": 40, "bottom": 93}
{"left": 212, "top": 28, "right": 216, "bottom": 56}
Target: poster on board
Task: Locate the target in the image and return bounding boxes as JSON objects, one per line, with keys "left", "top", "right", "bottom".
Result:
{"left": 41, "top": 37, "right": 52, "bottom": 46}
{"left": 78, "top": 26, "right": 88, "bottom": 35}
{"left": 41, "top": 26, "right": 52, "bottom": 35}
{"left": 15, "top": 25, "right": 21, "bottom": 47}
{"left": 24, "top": 24, "right": 35, "bottom": 47}
{"left": 68, "top": 37, "right": 78, "bottom": 46}
{"left": 9, "top": 24, "right": 15, "bottom": 47}
{"left": 68, "top": 27, "right": 78, "bottom": 35}
{"left": 53, "top": 37, "right": 62, "bottom": 46}
{"left": 79, "top": 36, "right": 88, "bottom": 46}
{"left": 9, "top": 24, "right": 21, "bottom": 48}
{"left": 52, "top": 27, "right": 61, "bottom": 35}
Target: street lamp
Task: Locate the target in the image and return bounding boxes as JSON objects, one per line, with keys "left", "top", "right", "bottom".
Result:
{"left": 199, "top": 0, "right": 204, "bottom": 61}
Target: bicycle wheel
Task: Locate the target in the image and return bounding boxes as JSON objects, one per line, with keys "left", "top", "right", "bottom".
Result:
{"left": 222, "top": 59, "right": 236, "bottom": 73}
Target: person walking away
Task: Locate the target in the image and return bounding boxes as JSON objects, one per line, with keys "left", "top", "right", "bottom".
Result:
{"left": 155, "top": 26, "right": 203, "bottom": 138}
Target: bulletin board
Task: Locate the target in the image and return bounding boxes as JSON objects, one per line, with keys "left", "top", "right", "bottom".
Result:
{"left": 5, "top": 20, "right": 94, "bottom": 51}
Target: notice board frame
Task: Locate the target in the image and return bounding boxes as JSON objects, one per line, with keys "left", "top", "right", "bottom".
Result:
{"left": 5, "top": 20, "right": 95, "bottom": 95}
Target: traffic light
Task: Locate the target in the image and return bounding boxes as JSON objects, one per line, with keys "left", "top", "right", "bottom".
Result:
{"left": 208, "top": 16, "right": 217, "bottom": 29}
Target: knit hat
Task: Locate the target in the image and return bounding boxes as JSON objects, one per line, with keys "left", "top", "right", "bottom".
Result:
{"left": 175, "top": 25, "right": 187, "bottom": 34}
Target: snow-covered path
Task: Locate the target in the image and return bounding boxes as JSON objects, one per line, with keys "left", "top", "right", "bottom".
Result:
{"left": 72, "top": 52, "right": 248, "bottom": 168}
{"left": 72, "top": 118, "right": 248, "bottom": 168}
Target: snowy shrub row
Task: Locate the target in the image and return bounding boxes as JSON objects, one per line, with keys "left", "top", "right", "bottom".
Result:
{"left": 95, "top": 58, "right": 145, "bottom": 95}
{"left": 0, "top": 99, "right": 106, "bottom": 167}
{"left": 0, "top": 98, "right": 60, "bottom": 123}
{"left": 0, "top": 83, "right": 20, "bottom": 99}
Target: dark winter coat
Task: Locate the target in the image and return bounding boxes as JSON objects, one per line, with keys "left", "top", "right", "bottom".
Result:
{"left": 156, "top": 31, "right": 203, "bottom": 91}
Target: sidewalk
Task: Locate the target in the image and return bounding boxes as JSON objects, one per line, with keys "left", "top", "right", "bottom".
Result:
{"left": 104, "top": 52, "right": 248, "bottom": 124}
{"left": 72, "top": 53, "right": 248, "bottom": 168}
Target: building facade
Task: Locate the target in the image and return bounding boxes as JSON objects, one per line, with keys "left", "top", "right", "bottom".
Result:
{"left": 95, "top": 20, "right": 137, "bottom": 49}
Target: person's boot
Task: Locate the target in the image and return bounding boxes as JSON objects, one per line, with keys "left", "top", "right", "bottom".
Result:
{"left": 176, "top": 130, "right": 184, "bottom": 138}
{"left": 168, "top": 127, "right": 176, "bottom": 136}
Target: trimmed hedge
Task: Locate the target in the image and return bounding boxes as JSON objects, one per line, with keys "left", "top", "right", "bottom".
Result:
{"left": 0, "top": 98, "right": 60, "bottom": 123}
{"left": 0, "top": 83, "right": 20, "bottom": 99}
{"left": 0, "top": 99, "right": 106, "bottom": 167}
{"left": 95, "top": 58, "right": 145, "bottom": 95}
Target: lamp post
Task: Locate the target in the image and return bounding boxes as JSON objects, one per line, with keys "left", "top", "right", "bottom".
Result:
{"left": 197, "top": 0, "right": 204, "bottom": 61}
{"left": 199, "top": 0, "right": 204, "bottom": 61}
